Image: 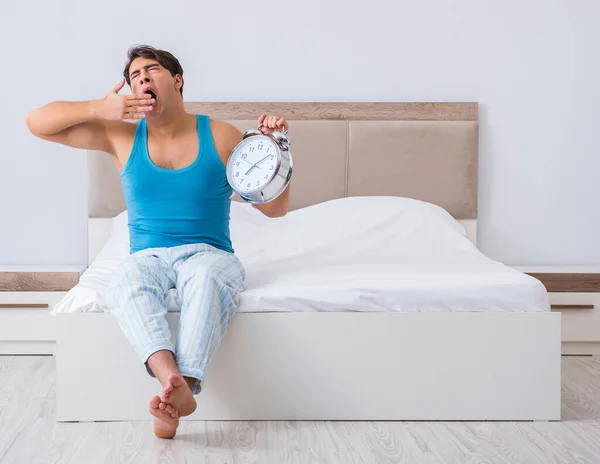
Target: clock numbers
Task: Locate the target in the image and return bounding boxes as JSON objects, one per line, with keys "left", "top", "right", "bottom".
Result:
{"left": 233, "top": 139, "right": 280, "bottom": 193}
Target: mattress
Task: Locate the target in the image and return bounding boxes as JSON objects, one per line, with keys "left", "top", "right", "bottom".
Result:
{"left": 52, "top": 197, "right": 550, "bottom": 314}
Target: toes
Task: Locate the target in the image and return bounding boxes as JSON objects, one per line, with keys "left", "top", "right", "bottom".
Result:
{"left": 159, "top": 402, "right": 179, "bottom": 419}
{"left": 150, "top": 405, "right": 169, "bottom": 421}
{"left": 150, "top": 402, "right": 180, "bottom": 424}
{"left": 149, "top": 395, "right": 161, "bottom": 409}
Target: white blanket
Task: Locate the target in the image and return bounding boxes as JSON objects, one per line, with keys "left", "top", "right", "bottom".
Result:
{"left": 52, "top": 196, "right": 549, "bottom": 314}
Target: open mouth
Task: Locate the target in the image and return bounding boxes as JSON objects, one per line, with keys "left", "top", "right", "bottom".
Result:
{"left": 144, "top": 89, "right": 157, "bottom": 101}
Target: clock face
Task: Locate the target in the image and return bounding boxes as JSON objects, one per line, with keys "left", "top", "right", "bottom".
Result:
{"left": 229, "top": 137, "right": 279, "bottom": 194}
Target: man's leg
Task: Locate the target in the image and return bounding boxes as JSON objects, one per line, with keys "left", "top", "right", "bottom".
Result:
{"left": 105, "top": 251, "right": 182, "bottom": 437}
{"left": 172, "top": 244, "right": 246, "bottom": 396}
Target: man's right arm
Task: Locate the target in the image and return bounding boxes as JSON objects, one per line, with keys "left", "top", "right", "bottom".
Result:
{"left": 26, "top": 100, "right": 116, "bottom": 153}
{"left": 25, "top": 78, "right": 154, "bottom": 156}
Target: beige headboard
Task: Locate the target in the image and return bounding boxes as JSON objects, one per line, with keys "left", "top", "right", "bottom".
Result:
{"left": 88, "top": 102, "right": 478, "bottom": 219}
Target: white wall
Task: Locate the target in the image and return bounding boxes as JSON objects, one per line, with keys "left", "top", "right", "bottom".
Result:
{"left": 1, "top": 0, "right": 598, "bottom": 266}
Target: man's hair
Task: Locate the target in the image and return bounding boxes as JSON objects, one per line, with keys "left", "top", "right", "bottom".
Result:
{"left": 123, "top": 45, "right": 184, "bottom": 96}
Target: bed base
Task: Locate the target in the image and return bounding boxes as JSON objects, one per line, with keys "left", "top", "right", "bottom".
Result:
{"left": 56, "top": 311, "right": 561, "bottom": 422}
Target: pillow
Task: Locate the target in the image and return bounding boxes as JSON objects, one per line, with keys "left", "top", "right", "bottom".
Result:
{"left": 95, "top": 209, "right": 129, "bottom": 261}
{"left": 102, "top": 196, "right": 467, "bottom": 262}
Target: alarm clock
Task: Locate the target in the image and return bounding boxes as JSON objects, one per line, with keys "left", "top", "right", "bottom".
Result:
{"left": 226, "top": 124, "right": 293, "bottom": 204}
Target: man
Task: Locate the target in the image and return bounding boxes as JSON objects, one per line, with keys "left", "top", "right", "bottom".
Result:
{"left": 26, "top": 45, "right": 290, "bottom": 439}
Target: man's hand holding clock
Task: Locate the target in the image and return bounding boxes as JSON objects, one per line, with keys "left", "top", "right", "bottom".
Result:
{"left": 257, "top": 113, "right": 289, "bottom": 134}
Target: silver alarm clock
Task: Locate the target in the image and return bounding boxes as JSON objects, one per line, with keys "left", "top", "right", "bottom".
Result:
{"left": 226, "top": 124, "right": 293, "bottom": 204}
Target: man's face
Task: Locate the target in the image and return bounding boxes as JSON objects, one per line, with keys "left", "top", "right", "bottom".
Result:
{"left": 128, "top": 57, "right": 181, "bottom": 117}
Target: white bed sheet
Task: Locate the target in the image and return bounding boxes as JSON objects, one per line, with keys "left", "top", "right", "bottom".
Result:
{"left": 52, "top": 197, "right": 549, "bottom": 314}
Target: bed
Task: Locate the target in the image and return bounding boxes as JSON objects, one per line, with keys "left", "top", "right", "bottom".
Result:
{"left": 54, "top": 102, "right": 561, "bottom": 422}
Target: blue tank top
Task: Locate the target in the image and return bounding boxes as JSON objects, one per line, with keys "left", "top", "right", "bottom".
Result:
{"left": 119, "top": 114, "right": 234, "bottom": 254}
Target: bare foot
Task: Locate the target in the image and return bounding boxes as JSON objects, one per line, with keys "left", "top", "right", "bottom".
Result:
{"left": 161, "top": 374, "right": 197, "bottom": 417}
{"left": 149, "top": 395, "right": 179, "bottom": 439}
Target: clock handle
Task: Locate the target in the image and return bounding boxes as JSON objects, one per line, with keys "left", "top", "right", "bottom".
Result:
{"left": 257, "top": 122, "right": 288, "bottom": 135}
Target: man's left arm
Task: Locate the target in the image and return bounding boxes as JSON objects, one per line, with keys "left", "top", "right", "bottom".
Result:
{"left": 212, "top": 114, "right": 291, "bottom": 218}
{"left": 251, "top": 183, "right": 290, "bottom": 218}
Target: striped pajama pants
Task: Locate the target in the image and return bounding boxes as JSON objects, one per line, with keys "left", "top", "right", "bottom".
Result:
{"left": 104, "top": 243, "right": 246, "bottom": 395}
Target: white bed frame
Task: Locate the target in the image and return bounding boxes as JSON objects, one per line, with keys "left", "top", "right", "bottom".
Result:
{"left": 54, "top": 219, "right": 561, "bottom": 422}
{"left": 55, "top": 102, "right": 561, "bottom": 422}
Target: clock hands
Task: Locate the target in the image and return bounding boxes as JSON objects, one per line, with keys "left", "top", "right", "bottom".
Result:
{"left": 255, "top": 154, "right": 272, "bottom": 166}
{"left": 256, "top": 155, "right": 271, "bottom": 164}
{"left": 244, "top": 154, "right": 270, "bottom": 176}
{"left": 244, "top": 165, "right": 258, "bottom": 176}
{"left": 240, "top": 157, "right": 260, "bottom": 176}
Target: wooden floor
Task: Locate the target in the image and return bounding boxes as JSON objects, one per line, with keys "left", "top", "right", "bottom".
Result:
{"left": 0, "top": 356, "right": 599, "bottom": 464}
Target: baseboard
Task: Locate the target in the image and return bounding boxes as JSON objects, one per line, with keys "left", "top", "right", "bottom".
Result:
{"left": 0, "top": 341, "right": 55, "bottom": 355}
{"left": 561, "top": 342, "right": 600, "bottom": 355}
